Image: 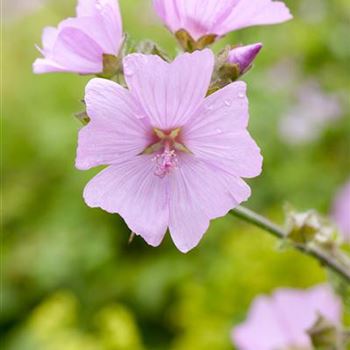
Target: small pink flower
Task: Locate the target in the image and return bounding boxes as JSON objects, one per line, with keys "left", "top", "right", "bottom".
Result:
{"left": 33, "top": 0, "right": 123, "bottom": 74}
{"left": 228, "top": 43, "right": 263, "bottom": 74}
{"left": 153, "top": 0, "right": 292, "bottom": 41}
{"left": 232, "top": 285, "right": 342, "bottom": 350}
{"left": 76, "top": 49, "right": 262, "bottom": 253}
{"left": 332, "top": 181, "right": 350, "bottom": 243}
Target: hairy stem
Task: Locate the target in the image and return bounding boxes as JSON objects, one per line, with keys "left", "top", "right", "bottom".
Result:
{"left": 230, "top": 206, "right": 350, "bottom": 283}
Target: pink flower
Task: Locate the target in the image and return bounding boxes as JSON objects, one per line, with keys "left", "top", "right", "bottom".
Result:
{"left": 279, "top": 80, "right": 343, "bottom": 145}
{"left": 228, "top": 43, "right": 263, "bottom": 74}
{"left": 153, "top": 0, "right": 292, "bottom": 41}
{"left": 33, "top": 0, "right": 123, "bottom": 74}
{"left": 332, "top": 181, "right": 350, "bottom": 243}
{"left": 232, "top": 285, "right": 342, "bottom": 350}
{"left": 76, "top": 49, "right": 262, "bottom": 253}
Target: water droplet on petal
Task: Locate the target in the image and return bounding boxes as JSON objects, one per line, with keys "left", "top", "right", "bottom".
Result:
{"left": 238, "top": 92, "right": 245, "bottom": 99}
{"left": 224, "top": 99, "right": 232, "bottom": 106}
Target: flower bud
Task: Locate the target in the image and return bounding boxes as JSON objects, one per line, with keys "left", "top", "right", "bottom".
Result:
{"left": 285, "top": 207, "right": 339, "bottom": 246}
{"left": 227, "top": 43, "right": 263, "bottom": 75}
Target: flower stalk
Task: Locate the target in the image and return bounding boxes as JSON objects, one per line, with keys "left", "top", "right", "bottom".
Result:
{"left": 230, "top": 206, "right": 350, "bottom": 283}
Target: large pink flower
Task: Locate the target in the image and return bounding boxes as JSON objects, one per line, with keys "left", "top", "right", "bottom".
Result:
{"left": 153, "top": 0, "right": 292, "bottom": 41}
{"left": 33, "top": 0, "right": 123, "bottom": 74}
{"left": 332, "top": 181, "right": 350, "bottom": 243}
{"left": 232, "top": 284, "right": 342, "bottom": 350}
{"left": 76, "top": 49, "right": 262, "bottom": 253}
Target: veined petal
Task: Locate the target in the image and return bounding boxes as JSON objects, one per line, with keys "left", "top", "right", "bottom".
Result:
{"left": 123, "top": 49, "right": 215, "bottom": 130}
{"left": 50, "top": 27, "right": 104, "bottom": 74}
{"left": 76, "top": 78, "right": 152, "bottom": 170}
{"left": 76, "top": 0, "right": 123, "bottom": 55}
{"left": 97, "top": 0, "right": 123, "bottom": 54}
{"left": 168, "top": 155, "right": 251, "bottom": 253}
{"left": 183, "top": 82, "right": 263, "bottom": 178}
{"left": 153, "top": 0, "right": 291, "bottom": 40}
{"left": 219, "top": 0, "right": 292, "bottom": 35}
{"left": 58, "top": 13, "right": 121, "bottom": 56}
{"left": 34, "top": 0, "right": 123, "bottom": 75}
{"left": 83, "top": 156, "right": 169, "bottom": 247}
{"left": 153, "top": 0, "right": 238, "bottom": 40}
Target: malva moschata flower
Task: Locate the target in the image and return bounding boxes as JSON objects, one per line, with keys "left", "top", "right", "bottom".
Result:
{"left": 232, "top": 284, "right": 342, "bottom": 350}
{"left": 33, "top": 0, "right": 123, "bottom": 75}
{"left": 75, "top": 49, "right": 263, "bottom": 253}
{"left": 153, "top": 0, "right": 292, "bottom": 46}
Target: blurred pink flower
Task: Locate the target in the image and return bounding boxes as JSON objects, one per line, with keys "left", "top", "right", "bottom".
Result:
{"left": 33, "top": 0, "right": 123, "bottom": 74}
{"left": 332, "top": 181, "right": 350, "bottom": 243}
{"left": 153, "top": 0, "right": 292, "bottom": 41}
{"left": 279, "top": 81, "right": 343, "bottom": 144}
{"left": 232, "top": 284, "right": 342, "bottom": 350}
{"left": 76, "top": 50, "right": 262, "bottom": 253}
{"left": 228, "top": 43, "right": 263, "bottom": 74}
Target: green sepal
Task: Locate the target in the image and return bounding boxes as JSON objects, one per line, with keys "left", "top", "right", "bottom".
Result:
{"left": 307, "top": 315, "right": 340, "bottom": 350}
{"left": 97, "top": 54, "right": 122, "bottom": 79}
{"left": 175, "top": 29, "right": 216, "bottom": 52}
{"left": 75, "top": 110, "right": 90, "bottom": 125}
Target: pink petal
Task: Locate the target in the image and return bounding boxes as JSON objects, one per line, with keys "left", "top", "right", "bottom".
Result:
{"left": 34, "top": 0, "right": 123, "bottom": 75}
{"left": 76, "top": 78, "right": 152, "bottom": 170}
{"left": 233, "top": 296, "right": 288, "bottom": 350}
{"left": 153, "top": 0, "right": 292, "bottom": 40}
{"left": 123, "top": 49, "right": 214, "bottom": 130}
{"left": 41, "top": 26, "right": 58, "bottom": 53}
{"left": 168, "top": 155, "right": 251, "bottom": 253}
{"left": 76, "top": 0, "right": 123, "bottom": 55}
{"left": 76, "top": 0, "right": 97, "bottom": 17}
{"left": 97, "top": 0, "right": 123, "bottom": 54}
{"left": 232, "top": 285, "right": 342, "bottom": 350}
{"left": 83, "top": 156, "right": 169, "bottom": 247}
{"left": 219, "top": 0, "right": 293, "bottom": 35}
{"left": 273, "top": 286, "right": 342, "bottom": 347}
{"left": 273, "top": 289, "right": 316, "bottom": 347}
{"left": 153, "top": 0, "right": 237, "bottom": 41}
{"left": 183, "top": 82, "right": 263, "bottom": 178}
{"left": 33, "top": 58, "right": 67, "bottom": 74}
{"left": 50, "top": 27, "right": 104, "bottom": 74}
{"left": 59, "top": 13, "right": 121, "bottom": 56}
{"left": 307, "top": 284, "right": 342, "bottom": 326}
{"left": 332, "top": 181, "right": 350, "bottom": 242}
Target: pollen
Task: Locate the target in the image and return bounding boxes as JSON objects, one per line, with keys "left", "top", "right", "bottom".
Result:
{"left": 141, "top": 128, "right": 191, "bottom": 178}
{"left": 153, "top": 148, "right": 178, "bottom": 178}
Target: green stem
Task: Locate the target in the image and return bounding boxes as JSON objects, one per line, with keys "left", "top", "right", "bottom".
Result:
{"left": 230, "top": 206, "right": 350, "bottom": 284}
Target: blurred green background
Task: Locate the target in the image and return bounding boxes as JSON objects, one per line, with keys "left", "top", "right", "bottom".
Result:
{"left": 3, "top": 0, "right": 350, "bottom": 349}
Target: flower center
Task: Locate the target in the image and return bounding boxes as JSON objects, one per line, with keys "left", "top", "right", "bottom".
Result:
{"left": 141, "top": 128, "right": 191, "bottom": 178}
